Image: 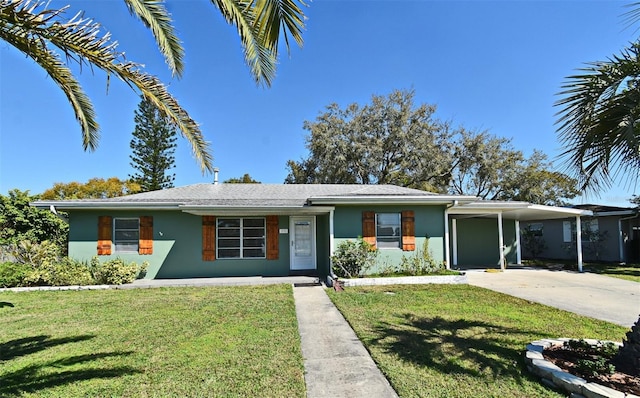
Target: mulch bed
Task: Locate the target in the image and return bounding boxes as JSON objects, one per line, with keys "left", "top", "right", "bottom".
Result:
{"left": 543, "top": 346, "right": 640, "bottom": 395}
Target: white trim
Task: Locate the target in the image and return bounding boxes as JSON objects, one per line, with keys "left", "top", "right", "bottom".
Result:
{"left": 329, "top": 209, "right": 335, "bottom": 256}
{"left": 451, "top": 218, "right": 457, "bottom": 267}
{"left": 308, "top": 195, "right": 477, "bottom": 206}
{"left": 289, "top": 216, "right": 317, "bottom": 271}
{"left": 181, "top": 206, "right": 335, "bottom": 216}
{"left": 498, "top": 212, "right": 505, "bottom": 270}
{"left": 576, "top": 216, "right": 583, "bottom": 272}
{"left": 515, "top": 220, "right": 522, "bottom": 265}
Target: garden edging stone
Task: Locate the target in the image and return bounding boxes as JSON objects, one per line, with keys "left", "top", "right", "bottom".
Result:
{"left": 525, "top": 339, "right": 632, "bottom": 398}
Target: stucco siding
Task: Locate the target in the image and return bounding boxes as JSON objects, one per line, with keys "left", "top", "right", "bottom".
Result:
{"left": 332, "top": 205, "right": 446, "bottom": 274}
{"left": 453, "top": 218, "right": 517, "bottom": 267}
{"left": 522, "top": 216, "right": 624, "bottom": 262}
{"left": 68, "top": 211, "right": 294, "bottom": 279}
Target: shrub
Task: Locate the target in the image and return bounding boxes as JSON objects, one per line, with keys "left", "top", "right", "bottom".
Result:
{"left": 91, "top": 258, "right": 147, "bottom": 285}
{"left": 47, "top": 258, "right": 94, "bottom": 286}
{"left": 399, "top": 238, "right": 445, "bottom": 275}
{"left": 0, "top": 261, "right": 30, "bottom": 287}
{"left": 331, "top": 238, "right": 377, "bottom": 278}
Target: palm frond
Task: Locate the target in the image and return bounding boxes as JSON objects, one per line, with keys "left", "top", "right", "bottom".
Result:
{"left": 211, "top": 0, "right": 306, "bottom": 86}
{"left": 0, "top": 0, "right": 212, "bottom": 172}
{"left": 123, "top": 0, "right": 184, "bottom": 77}
{"left": 555, "top": 44, "right": 640, "bottom": 192}
{"left": 0, "top": 0, "right": 99, "bottom": 150}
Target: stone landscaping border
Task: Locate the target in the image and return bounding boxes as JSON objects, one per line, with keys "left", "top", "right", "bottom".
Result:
{"left": 335, "top": 273, "right": 468, "bottom": 287}
{"left": 525, "top": 338, "right": 634, "bottom": 398}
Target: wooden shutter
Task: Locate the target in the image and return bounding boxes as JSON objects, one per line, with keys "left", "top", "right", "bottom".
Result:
{"left": 266, "top": 215, "right": 279, "bottom": 260}
{"left": 401, "top": 210, "right": 416, "bottom": 251}
{"left": 202, "top": 216, "right": 216, "bottom": 261}
{"left": 97, "top": 216, "right": 112, "bottom": 255}
{"left": 362, "top": 211, "right": 376, "bottom": 247}
{"left": 139, "top": 216, "right": 153, "bottom": 255}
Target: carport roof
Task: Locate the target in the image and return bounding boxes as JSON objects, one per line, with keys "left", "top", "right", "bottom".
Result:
{"left": 448, "top": 201, "right": 592, "bottom": 221}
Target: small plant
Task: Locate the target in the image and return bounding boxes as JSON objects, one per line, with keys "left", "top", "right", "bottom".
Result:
{"left": 576, "top": 357, "right": 616, "bottom": 376}
{"left": 331, "top": 238, "right": 377, "bottom": 278}
{"left": 399, "top": 238, "right": 445, "bottom": 276}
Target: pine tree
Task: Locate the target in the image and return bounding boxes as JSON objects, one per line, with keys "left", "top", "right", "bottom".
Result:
{"left": 129, "top": 97, "right": 178, "bottom": 191}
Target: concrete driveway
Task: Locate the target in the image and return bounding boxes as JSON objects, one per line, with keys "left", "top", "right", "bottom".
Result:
{"left": 466, "top": 268, "right": 640, "bottom": 328}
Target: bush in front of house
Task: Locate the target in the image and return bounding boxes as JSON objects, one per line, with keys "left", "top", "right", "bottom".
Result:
{"left": 331, "top": 238, "right": 377, "bottom": 278}
{"left": 0, "top": 261, "right": 30, "bottom": 287}
{"left": 90, "top": 257, "right": 148, "bottom": 285}
{"left": 0, "top": 241, "right": 97, "bottom": 287}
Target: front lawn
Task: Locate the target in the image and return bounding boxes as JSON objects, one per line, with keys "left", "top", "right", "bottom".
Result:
{"left": 0, "top": 285, "right": 305, "bottom": 397}
{"left": 524, "top": 259, "right": 640, "bottom": 283}
{"left": 327, "top": 284, "right": 627, "bottom": 398}
{"left": 584, "top": 263, "right": 640, "bottom": 283}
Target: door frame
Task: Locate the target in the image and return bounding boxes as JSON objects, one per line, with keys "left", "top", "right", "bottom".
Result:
{"left": 289, "top": 216, "right": 317, "bottom": 271}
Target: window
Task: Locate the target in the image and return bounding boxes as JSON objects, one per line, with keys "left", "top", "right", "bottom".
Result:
{"left": 114, "top": 218, "right": 139, "bottom": 253}
{"left": 563, "top": 219, "right": 600, "bottom": 242}
{"left": 376, "top": 213, "right": 401, "bottom": 249}
{"left": 217, "top": 218, "right": 266, "bottom": 259}
{"left": 526, "top": 223, "right": 544, "bottom": 237}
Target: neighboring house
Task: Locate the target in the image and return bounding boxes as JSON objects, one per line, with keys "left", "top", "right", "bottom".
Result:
{"left": 521, "top": 204, "right": 640, "bottom": 263}
{"left": 32, "top": 183, "right": 593, "bottom": 279}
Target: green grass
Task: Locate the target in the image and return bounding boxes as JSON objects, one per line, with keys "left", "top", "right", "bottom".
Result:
{"left": 0, "top": 285, "right": 305, "bottom": 397}
{"left": 524, "top": 259, "right": 640, "bottom": 283}
{"left": 327, "top": 284, "right": 628, "bottom": 398}
{"left": 584, "top": 263, "right": 640, "bottom": 282}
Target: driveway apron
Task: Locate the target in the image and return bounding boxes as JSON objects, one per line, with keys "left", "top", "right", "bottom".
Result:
{"left": 293, "top": 285, "right": 398, "bottom": 398}
{"left": 466, "top": 268, "right": 640, "bottom": 327}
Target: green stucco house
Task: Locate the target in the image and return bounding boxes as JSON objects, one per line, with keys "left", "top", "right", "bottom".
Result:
{"left": 33, "top": 183, "right": 591, "bottom": 279}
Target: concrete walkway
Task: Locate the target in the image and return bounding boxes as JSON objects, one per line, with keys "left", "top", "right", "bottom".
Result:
{"left": 293, "top": 285, "right": 398, "bottom": 398}
{"left": 466, "top": 268, "right": 640, "bottom": 327}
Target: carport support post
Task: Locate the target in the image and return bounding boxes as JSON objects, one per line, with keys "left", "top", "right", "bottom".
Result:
{"left": 451, "top": 219, "right": 458, "bottom": 267}
{"left": 515, "top": 220, "right": 522, "bottom": 265}
{"left": 444, "top": 208, "right": 451, "bottom": 269}
{"left": 498, "top": 212, "right": 505, "bottom": 270}
{"left": 576, "top": 216, "right": 583, "bottom": 272}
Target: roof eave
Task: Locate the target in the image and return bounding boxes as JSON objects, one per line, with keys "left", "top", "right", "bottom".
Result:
{"left": 180, "top": 205, "right": 336, "bottom": 216}
{"left": 308, "top": 195, "right": 478, "bottom": 205}
{"left": 31, "top": 201, "right": 182, "bottom": 210}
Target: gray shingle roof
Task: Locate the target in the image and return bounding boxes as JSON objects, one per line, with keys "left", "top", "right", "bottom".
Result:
{"left": 104, "top": 183, "right": 436, "bottom": 206}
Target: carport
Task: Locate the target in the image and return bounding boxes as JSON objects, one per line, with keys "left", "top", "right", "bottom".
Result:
{"left": 445, "top": 202, "right": 592, "bottom": 271}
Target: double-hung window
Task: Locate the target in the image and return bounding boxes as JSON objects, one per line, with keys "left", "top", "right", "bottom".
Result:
{"left": 376, "top": 213, "right": 401, "bottom": 249}
{"left": 217, "top": 218, "right": 266, "bottom": 259}
{"left": 114, "top": 218, "right": 139, "bottom": 253}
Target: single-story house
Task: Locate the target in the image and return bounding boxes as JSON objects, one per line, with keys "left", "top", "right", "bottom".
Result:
{"left": 32, "top": 183, "right": 593, "bottom": 279}
{"left": 521, "top": 204, "right": 640, "bottom": 263}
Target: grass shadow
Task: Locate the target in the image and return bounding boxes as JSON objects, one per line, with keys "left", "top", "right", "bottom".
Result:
{"left": 0, "top": 301, "right": 14, "bottom": 308}
{"left": 0, "top": 335, "right": 95, "bottom": 361}
{"left": 370, "top": 315, "right": 540, "bottom": 382}
{"left": 0, "top": 351, "right": 139, "bottom": 396}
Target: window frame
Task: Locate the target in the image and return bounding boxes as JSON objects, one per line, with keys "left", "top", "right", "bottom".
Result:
{"left": 216, "top": 217, "right": 266, "bottom": 259}
{"left": 113, "top": 217, "right": 140, "bottom": 253}
{"left": 375, "top": 212, "right": 401, "bottom": 249}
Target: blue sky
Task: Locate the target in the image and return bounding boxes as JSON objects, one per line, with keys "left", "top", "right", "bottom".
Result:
{"left": 1, "top": 0, "right": 637, "bottom": 205}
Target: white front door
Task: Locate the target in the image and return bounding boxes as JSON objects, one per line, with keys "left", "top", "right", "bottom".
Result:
{"left": 290, "top": 216, "right": 316, "bottom": 271}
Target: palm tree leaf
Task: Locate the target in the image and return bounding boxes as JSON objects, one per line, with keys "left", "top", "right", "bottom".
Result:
{"left": 0, "top": 0, "right": 99, "bottom": 150}
{"left": 555, "top": 44, "right": 640, "bottom": 191}
{"left": 210, "top": 0, "right": 306, "bottom": 86}
{"left": 1, "top": 0, "right": 212, "bottom": 172}
{"left": 123, "top": 0, "right": 184, "bottom": 77}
